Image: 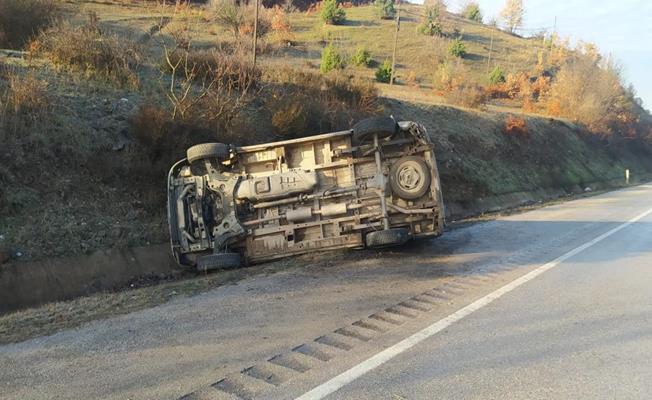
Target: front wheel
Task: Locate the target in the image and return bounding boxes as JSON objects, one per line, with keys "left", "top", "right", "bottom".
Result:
{"left": 187, "top": 143, "right": 231, "bottom": 164}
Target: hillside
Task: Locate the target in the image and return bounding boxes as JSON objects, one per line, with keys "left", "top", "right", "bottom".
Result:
{"left": 68, "top": 1, "right": 543, "bottom": 101}
{"left": 1, "top": 0, "right": 651, "bottom": 263}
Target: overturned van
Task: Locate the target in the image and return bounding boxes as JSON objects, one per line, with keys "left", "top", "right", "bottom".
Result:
{"left": 167, "top": 117, "right": 445, "bottom": 271}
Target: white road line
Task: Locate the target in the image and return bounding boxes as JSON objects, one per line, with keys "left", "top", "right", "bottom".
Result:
{"left": 295, "top": 207, "right": 652, "bottom": 400}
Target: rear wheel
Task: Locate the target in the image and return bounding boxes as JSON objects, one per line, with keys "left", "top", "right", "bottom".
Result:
{"left": 187, "top": 143, "right": 230, "bottom": 164}
{"left": 365, "top": 228, "right": 410, "bottom": 247}
{"left": 389, "top": 156, "right": 431, "bottom": 200}
{"left": 352, "top": 117, "right": 398, "bottom": 145}
{"left": 196, "top": 252, "right": 241, "bottom": 272}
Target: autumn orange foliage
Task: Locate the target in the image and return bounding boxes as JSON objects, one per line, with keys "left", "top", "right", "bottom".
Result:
{"left": 503, "top": 114, "right": 528, "bottom": 136}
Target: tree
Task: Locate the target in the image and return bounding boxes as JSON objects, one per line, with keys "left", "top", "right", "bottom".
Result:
{"left": 374, "top": 0, "right": 395, "bottom": 19}
{"left": 320, "top": 0, "right": 346, "bottom": 25}
{"left": 351, "top": 47, "right": 372, "bottom": 67}
{"left": 448, "top": 37, "right": 466, "bottom": 58}
{"left": 375, "top": 59, "right": 392, "bottom": 83}
{"left": 488, "top": 66, "right": 506, "bottom": 84}
{"left": 320, "top": 43, "right": 344, "bottom": 73}
{"left": 417, "top": 3, "right": 444, "bottom": 36}
{"left": 500, "top": 0, "right": 523, "bottom": 33}
{"left": 462, "top": 1, "right": 482, "bottom": 23}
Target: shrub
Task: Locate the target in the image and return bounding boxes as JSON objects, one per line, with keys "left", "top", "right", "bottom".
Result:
{"left": 271, "top": 7, "right": 294, "bottom": 44}
{"left": 128, "top": 104, "right": 170, "bottom": 152}
{"left": 320, "top": 43, "right": 345, "bottom": 73}
{"left": 351, "top": 47, "right": 372, "bottom": 67}
{"left": 488, "top": 66, "right": 506, "bottom": 84}
{"left": 263, "top": 67, "right": 379, "bottom": 136}
{"left": 211, "top": 0, "right": 271, "bottom": 38}
{"left": 374, "top": 0, "right": 396, "bottom": 19}
{"left": 35, "top": 19, "right": 141, "bottom": 87}
{"left": 417, "top": 6, "right": 443, "bottom": 36}
{"left": 503, "top": 114, "right": 528, "bottom": 136}
{"left": 375, "top": 60, "right": 392, "bottom": 83}
{"left": 462, "top": 1, "right": 483, "bottom": 23}
{"left": 433, "top": 61, "right": 461, "bottom": 93}
{"left": 164, "top": 47, "right": 259, "bottom": 88}
{"left": 444, "top": 83, "right": 487, "bottom": 109}
{"left": 271, "top": 100, "right": 308, "bottom": 137}
{"left": 281, "top": 0, "right": 297, "bottom": 13}
{"left": 0, "top": 0, "right": 57, "bottom": 49}
{"left": 320, "top": 0, "right": 346, "bottom": 25}
{"left": 545, "top": 56, "right": 637, "bottom": 136}
{"left": 211, "top": 0, "right": 244, "bottom": 37}
{"left": 239, "top": 6, "right": 272, "bottom": 37}
{"left": 405, "top": 70, "right": 418, "bottom": 87}
{"left": 0, "top": 69, "right": 50, "bottom": 124}
{"left": 448, "top": 38, "right": 467, "bottom": 58}
{"left": 162, "top": 47, "right": 259, "bottom": 122}
{"left": 128, "top": 103, "right": 230, "bottom": 176}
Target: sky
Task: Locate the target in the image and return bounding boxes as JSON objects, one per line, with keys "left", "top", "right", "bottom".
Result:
{"left": 417, "top": 0, "right": 652, "bottom": 109}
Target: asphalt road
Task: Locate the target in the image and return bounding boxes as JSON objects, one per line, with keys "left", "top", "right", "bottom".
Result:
{"left": 319, "top": 194, "right": 652, "bottom": 399}
{"left": 1, "top": 184, "right": 651, "bottom": 400}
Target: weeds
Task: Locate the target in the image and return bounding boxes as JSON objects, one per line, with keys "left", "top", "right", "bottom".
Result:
{"left": 0, "top": 0, "right": 57, "bottom": 49}
{"left": 35, "top": 17, "right": 141, "bottom": 87}
{"left": 0, "top": 70, "right": 49, "bottom": 120}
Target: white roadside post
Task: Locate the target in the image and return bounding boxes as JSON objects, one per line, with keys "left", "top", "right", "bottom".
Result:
{"left": 626, "top": 169, "right": 630, "bottom": 185}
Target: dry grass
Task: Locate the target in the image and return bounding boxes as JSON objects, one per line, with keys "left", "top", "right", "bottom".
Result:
{"left": 263, "top": 67, "right": 379, "bottom": 136}
{"left": 442, "top": 83, "right": 486, "bottom": 109}
{"left": 0, "top": 0, "right": 57, "bottom": 49}
{"left": 34, "top": 17, "right": 142, "bottom": 87}
{"left": 0, "top": 68, "right": 53, "bottom": 211}
{"left": 0, "top": 69, "right": 50, "bottom": 120}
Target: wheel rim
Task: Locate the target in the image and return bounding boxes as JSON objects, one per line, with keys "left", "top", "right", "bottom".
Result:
{"left": 396, "top": 161, "right": 425, "bottom": 194}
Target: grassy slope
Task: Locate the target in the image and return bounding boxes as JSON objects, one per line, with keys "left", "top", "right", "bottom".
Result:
{"left": 1, "top": 1, "right": 651, "bottom": 262}
{"left": 283, "top": 5, "right": 539, "bottom": 83}
{"left": 155, "top": 3, "right": 542, "bottom": 98}
{"left": 385, "top": 100, "right": 652, "bottom": 212}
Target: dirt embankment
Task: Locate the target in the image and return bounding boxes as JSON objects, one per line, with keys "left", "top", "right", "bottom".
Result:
{"left": 1, "top": 91, "right": 651, "bottom": 266}
{"left": 386, "top": 99, "right": 652, "bottom": 218}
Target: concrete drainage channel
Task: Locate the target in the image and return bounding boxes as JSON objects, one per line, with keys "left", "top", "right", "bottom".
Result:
{"left": 179, "top": 276, "right": 493, "bottom": 400}
{"left": 0, "top": 244, "right": 181, "bottom": 314}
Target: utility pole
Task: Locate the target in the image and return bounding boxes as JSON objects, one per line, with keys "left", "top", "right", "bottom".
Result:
{"left": 486, "top": 28, "right": 494, "bottom": 73}
{"left": 390, "top": 3, "right": 400, "bottom": 85}
{"left": 549, "top": 16, "right": 556, "bottom": 60}
{"left": 252, "top": 0, "right": 259, "bottom": 68}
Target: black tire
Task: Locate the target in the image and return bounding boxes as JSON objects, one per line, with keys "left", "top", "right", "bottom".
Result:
{"left": 389, "top": 156, "right": 431, "bottom": 200}
{"left": 196, "top": 252, "right": 241, "bottom": 272}
{"left": 366, "top": 228, "right": 410, "bottom": 247}
{"left": 352, "top": 117, "right": 398, "bottom": 144}
{"left": 187, "top": 143, "right": 230, "bottom": 164}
